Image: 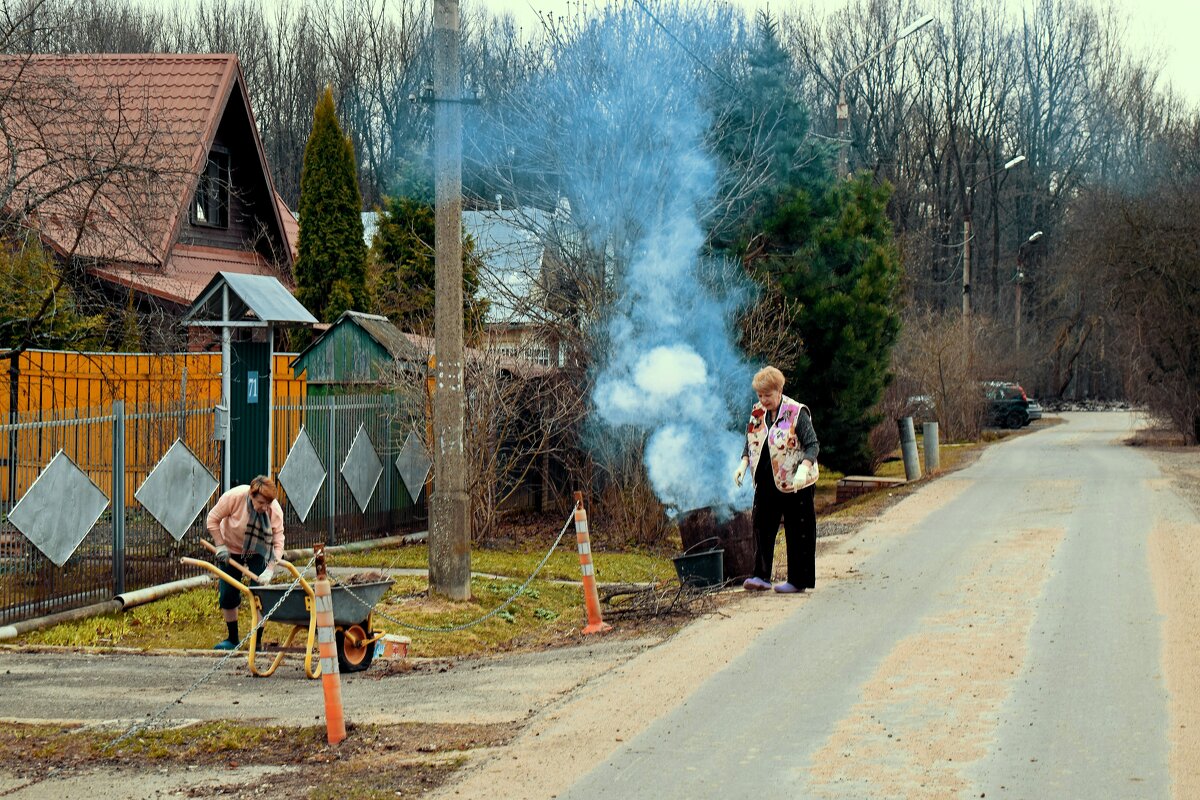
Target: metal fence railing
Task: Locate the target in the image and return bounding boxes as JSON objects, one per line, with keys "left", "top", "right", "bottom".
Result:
{"left": 0, "top": 393, "right": 425, "bottom": 627}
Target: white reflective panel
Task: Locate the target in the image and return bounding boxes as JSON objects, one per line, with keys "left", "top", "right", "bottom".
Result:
{"left": 279, "top": 427, "right": 326, "bottom": 522}
{"left": 134, "top": 439, "right": 219, "bottom": 541}
{"left": 340, "top": 424, "right": 382, "bottom": 512}
{"left": 10, "top": 450, "right": 109, "bottom": 567}
{"left": 395, "top": 431, "right": 431, "bottom": 502}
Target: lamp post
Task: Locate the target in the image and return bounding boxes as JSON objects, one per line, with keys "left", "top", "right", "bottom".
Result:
{"left": 962, "top": 154, "right": 1025, "bottom": 317}
{"left": 837, "top": 13, "right": 934, "bottom": 177}
{"left": 1014, "top": 230, "right": 1042, "bottom": 350}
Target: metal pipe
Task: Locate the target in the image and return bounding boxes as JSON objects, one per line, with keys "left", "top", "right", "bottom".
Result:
{"left": 922, "top": 421, "right": 940, "bottom": 473}
{"left": 897, "top": 416, "right": 922, "bottom": 481}
{"left": 0, "top": 599, "right": 123, "bottom": 641}
{"left": 115, "top": 574, "right": 213, "bottom": 610}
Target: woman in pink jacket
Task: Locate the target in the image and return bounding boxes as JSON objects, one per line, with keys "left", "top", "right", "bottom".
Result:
{"left": 206, "top": 475, "right": 286, "bottom": 650}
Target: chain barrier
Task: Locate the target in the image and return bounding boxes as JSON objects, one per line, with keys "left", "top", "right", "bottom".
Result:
{"left": 102, "top": 553, "right": 319, "bottom": 752}
{"left": 332, "top": 511, "right": 576, "bottom": 634}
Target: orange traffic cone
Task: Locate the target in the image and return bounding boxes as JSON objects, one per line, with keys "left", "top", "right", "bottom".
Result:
{"left": 313, "top": 545, "right": 347, "bottom": 745}
{"left": 574, "top": 491, "right": 612, "bottom": 635}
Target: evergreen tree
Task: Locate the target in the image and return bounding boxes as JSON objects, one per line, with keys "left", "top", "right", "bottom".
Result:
{"left": 709, "top": 10, "right": 829, "bottom": 246}
{"left": 368, "top": 195, "right": 488, "bottom": 338}
{"left": 0, "top": 236, "right": 102, "bottom": 352}
{"left": 753, "top": 175, "right": 903, "bottom": 473}
{"left": 295, "top": 86, "right": 368, "bottom": 322}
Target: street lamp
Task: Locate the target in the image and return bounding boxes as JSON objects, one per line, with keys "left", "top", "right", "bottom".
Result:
{"left": 1014, "top": 230, "right": 1043, "bottom": 350}
{"left": 837, "top": 13, "right": 934, "bottom": 177}
{"left": 962, "top": 154, "right": 1025, "bottom": 317}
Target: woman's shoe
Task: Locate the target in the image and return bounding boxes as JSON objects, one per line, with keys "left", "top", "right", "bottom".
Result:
{"left": 773, "top": 582, "right": 804, "bottom": 594}
{"left": 742, "top": 577, "right": 772, "bottom": 591}
{"left": 213, "top": 639, "right": 238, "bottom": 650}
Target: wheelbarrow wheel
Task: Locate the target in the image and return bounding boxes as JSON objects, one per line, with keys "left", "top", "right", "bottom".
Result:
{"left": 335, "top": 621, "right": 375, "bottom": 673}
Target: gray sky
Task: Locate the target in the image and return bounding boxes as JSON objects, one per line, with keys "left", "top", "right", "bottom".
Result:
{"left": 472, "top": 0, "right": 1200, "bottom": 107}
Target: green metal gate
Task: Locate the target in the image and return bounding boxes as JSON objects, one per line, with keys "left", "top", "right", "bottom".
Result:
{"left": 229, "top": 340, "right": 271, "bottom": 486}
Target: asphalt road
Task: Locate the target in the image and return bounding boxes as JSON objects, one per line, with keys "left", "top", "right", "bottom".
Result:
{"left": 561, "top": 413, "right": 1175, "bottom": 799}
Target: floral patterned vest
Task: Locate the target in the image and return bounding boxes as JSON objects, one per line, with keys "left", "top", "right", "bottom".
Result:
{"left": 746, "top": 394, "right": 811, "bottom": 493}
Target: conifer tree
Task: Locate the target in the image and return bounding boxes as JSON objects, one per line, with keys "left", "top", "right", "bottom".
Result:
{"left": 368, "top": 195, "right": 488, "bottom": 338}
{"left": 755, "top": 175, "right": 903, "bottom": 472}
{"left": 295, "top": 86, "right": 367, "bottom": 321}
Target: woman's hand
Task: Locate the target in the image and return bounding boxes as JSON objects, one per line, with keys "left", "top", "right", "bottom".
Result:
{"left": 256, "top": 566, "right": 275, "bottom": 585}
{"left": 733, "top": 458, "right": 748, "bottom": 487}
{"left": 214, "top": 545, "right": 230, "bottom": 563}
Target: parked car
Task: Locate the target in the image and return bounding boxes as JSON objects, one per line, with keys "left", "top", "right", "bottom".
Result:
{"left": 1025, "top": 398, "right": 1044, "bottom": 422}
{"left": 982, "top": 381, "right": 1031, "bottom": 429}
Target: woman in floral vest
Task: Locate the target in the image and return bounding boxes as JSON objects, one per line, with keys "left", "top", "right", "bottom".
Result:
{"left": 733, "top": 366, "right": 820, "bottom": 593}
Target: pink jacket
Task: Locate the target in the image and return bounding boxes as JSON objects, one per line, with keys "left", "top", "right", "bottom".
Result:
{"left": 206, "top": 485, "right": 285, "bottom": 563}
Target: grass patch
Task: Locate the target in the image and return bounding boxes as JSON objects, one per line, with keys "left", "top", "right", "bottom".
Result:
{"left": 334, "top": 544, "right": 672, "bottom": 585}
{"left": 20, "top": 545, "right": 672, "bottom": 657}
{"left": 370, "top": 574, "right": 605, "bottom": 658}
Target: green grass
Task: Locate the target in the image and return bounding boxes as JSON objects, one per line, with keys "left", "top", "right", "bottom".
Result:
{"left": 19, "top": 547, "right": 673, "bottom": 657}
{"left": 334, "top": 544, "right": 672, "bottom": 584}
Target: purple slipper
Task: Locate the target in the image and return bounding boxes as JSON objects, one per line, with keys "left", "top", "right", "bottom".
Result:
{"left": 742, "top": 577, "right": 772, "bottom": 591}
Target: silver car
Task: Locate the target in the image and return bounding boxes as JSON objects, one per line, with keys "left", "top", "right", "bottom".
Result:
{"left": 1025, "top": 399, "right": 1043, "bottom": 423}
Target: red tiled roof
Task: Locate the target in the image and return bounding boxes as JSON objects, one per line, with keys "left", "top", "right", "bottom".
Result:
{"left": 0, "top": 54, "right": 244, "bottom": 267}
{"left": 93, "top": 244, "right": 290, "bottom": 307}
{"left": 276, "top": 193, "right": 299, "bottom": 260}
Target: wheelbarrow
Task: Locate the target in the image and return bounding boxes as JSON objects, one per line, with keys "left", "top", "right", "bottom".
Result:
{"left": 182, "top": 542, "right": 393, "bottom": 678}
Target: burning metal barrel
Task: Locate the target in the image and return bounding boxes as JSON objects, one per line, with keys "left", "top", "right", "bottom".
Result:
{"left": 676, "top": 507, "right": 755, "bottom": 583}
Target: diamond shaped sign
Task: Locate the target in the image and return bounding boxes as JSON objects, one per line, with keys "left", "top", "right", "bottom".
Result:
{"left": 10, "top": 450, "right": 109, "bottom": 566}
{"left": 395, "top": 431, "right": 431, "bottom": 502}
{"left": 279, "top": 427, "right": 326, "bottom": 522}
{"left": 341, "top": 424, "right": 382, "bottom": 512}
{"left": 134, "top": 439, "right": 219, "bottom": 541}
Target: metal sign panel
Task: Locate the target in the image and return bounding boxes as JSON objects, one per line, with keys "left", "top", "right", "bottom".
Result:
{"left": 9, "top": 450, "right": 110, "bottom": 567}
{"left": 395, "top": 431, "right": 431, "bottom": 502}
{"left": 340, "top": 424, "right": 383, "bottom": 512}
{"left": 279, "top": 427, "right": 326, "bottom": 522}
{"left": 134, "top": 439, "right": 219, "bottom": 541}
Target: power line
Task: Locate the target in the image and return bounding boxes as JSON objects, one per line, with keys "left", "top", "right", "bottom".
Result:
{"left": 629, "top": 0, "right": 736, "bottom": 91}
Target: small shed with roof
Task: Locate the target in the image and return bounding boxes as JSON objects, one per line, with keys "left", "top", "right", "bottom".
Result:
{"left": 290, "top": 311, "right": 425, "bottom": 395}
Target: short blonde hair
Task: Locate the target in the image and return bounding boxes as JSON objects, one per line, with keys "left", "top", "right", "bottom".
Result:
{"left": 250, "top": 475, "right": 278, "bottom": 502}
{"left": 751, "top": 366, "right": 785, "bottom": 393}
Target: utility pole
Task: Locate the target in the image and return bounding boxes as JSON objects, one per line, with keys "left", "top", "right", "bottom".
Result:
{"left": 430, "top": 0, "right": 470, "bottom": 600}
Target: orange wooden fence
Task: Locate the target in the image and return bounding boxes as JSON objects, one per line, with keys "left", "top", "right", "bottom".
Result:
{"left": 0, "top": 350, "right": 306, "bottom": 503}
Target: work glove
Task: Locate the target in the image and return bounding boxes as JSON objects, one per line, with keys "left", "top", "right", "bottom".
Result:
{"left": 214, "top": 545, "right": 230, "bottom": 563}
{"left": 791, "top": 462, "right": 819, "bottom": 490}
{"left": 733, "top": 459, "right": 748, "bottom": 488}
{"left": 256, "top": 566, "right": 275, "bottom": 585}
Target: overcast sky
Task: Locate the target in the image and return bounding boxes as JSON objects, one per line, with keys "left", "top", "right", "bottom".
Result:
{"left": 470, "top": 0, "right": 1200, "bottom": 107}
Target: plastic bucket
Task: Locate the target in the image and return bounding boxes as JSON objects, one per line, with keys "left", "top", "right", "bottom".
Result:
{"left": 672, "top": 548, "right": 725, "bottom": 588}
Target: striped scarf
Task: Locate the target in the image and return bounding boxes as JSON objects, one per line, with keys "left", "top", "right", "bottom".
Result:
{"left": 242, "top": 496, "right": 273, "bottom": 565}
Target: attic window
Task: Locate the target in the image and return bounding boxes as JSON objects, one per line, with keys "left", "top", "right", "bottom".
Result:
{"left": 191, "top": 148, "right": 230, "bottom": 228}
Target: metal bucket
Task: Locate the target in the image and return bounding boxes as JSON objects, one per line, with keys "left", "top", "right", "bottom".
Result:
{"left": 672, "top": 537, "right": 725, "bottom": 588}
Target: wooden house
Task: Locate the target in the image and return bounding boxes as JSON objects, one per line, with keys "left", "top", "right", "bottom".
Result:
{"left": 0, "top": 53, "right": 298, "bottom": 350}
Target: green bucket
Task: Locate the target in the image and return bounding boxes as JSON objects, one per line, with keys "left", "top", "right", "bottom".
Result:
{"left": 672, "top": 548, "right": 725, "bottom": 588}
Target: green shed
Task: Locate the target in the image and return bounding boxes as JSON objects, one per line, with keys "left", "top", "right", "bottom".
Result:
{"left": 290, "top": 311, "right": 425, "bottom": 395}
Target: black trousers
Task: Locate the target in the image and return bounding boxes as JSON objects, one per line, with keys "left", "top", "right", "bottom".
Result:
{"left": 216, "top": 553, "right": 266, "bottom": 610}
{"left": 752, "top": 483, "right": 816, "bottom": 588}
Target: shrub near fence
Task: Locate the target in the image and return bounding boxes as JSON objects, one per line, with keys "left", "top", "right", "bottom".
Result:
{"left": 0, "top": 357, "right": 424, "bottom": 627}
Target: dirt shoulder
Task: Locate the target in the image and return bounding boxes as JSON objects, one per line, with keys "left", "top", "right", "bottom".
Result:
{"left": 1136, "top": 437, "right": 1200, "bottom": 800}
